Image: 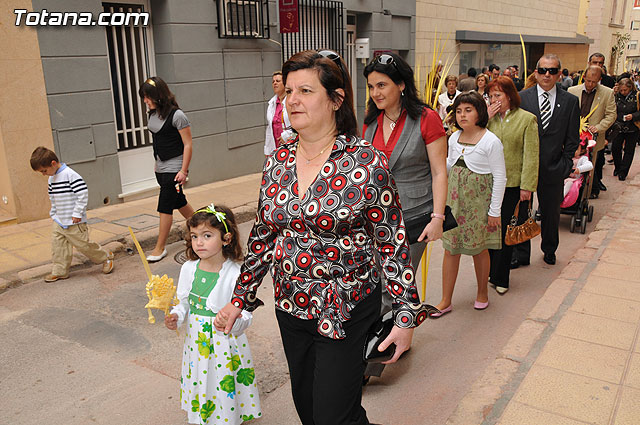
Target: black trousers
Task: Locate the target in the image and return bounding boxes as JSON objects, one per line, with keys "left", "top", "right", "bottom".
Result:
{"left": 612, "top": 131, "right": 638, "bottom": 178}
{"left": 590, "top": 150, "right": 605, "bottom": 196}
{"left": 490, "top": 187, "right": 523, "bottom": 288}
{"left": 276, "top": 283, "right": 381, "bottom": 425}
{"left": 513, "top": 183, "right": 563, "bottom": 261}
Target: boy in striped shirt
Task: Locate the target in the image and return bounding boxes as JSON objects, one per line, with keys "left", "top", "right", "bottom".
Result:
{"left": 30, "top": 147, "right": 114, "bottom": 282}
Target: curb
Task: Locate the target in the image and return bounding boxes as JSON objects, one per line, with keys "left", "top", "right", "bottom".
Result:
{"left": 445, "top": 179, "right": 639, "bottom": 424}
{"left": 0, "top": 204, "right": 257, "bottom": 293}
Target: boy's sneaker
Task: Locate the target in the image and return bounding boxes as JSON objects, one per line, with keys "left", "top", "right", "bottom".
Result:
{"left": 45, "top": 273, "right": 69, "bottom": 282}
{"left": 102, "top": 252, "right": 114, "bottom": 274}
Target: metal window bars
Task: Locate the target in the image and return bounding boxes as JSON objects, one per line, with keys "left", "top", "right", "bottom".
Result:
{"left": 104, "top": 2, "right": 154, "bottom": 151}
{"left": 281, "top": 0, "right": 344, "bottom": 61}
{"left": 217, "top": 0, "right": 270, "bottom": 39}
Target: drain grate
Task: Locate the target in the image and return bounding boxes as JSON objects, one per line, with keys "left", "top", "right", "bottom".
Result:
{"left": 174, "top": 250, "right": 188, "bottom": 265}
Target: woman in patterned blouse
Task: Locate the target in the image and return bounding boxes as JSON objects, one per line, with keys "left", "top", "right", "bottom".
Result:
{"left": 215, "top": 50, "right": 430, "bottom": 425}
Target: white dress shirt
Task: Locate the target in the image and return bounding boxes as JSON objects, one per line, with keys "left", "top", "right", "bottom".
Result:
{"left": 537, "top": 84, "right": 557, "bottom": 119}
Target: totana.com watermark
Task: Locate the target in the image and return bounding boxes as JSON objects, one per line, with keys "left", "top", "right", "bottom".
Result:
{"left": 14, "top": 9, "right": 149, "bottom": 26}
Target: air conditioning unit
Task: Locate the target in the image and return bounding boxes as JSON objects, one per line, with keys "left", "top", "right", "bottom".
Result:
{"left": 221, "top": 0, "right": 261, "bottom": 37}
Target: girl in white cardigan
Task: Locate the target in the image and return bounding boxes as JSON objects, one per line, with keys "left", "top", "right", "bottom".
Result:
{"left": 432, "top": 91, "right": 507, "bottom": 317}
{"left": 165, "top": 204, "right": 261, "bottom": 424}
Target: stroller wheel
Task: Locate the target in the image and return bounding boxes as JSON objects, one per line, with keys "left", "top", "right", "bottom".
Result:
{"left": 581, "top": 217, "right": 587, "bottom": 234}
{"left": 588, "top": 205, "right": 594, "bottom": 222}
{"left": 570, "top": 215, "right": 577, "bottom": 233}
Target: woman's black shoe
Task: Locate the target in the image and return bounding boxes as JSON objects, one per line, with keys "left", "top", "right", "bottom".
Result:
{"left": 614, "top": 169, "right": 618, "bottom": 176}
{"left": 619, "top": 174, "right": 626, "bottom": 181}
{"left": 598, "top": 181, "right": 607, "bottom": 191}
{"left": 543, "top": 253, "right": 556, "bottom": 265}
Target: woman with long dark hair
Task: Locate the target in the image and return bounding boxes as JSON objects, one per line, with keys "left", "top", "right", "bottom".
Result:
{"left": 362, "top": 52, "right": 447, "bottom": 376}
{"left": 216, "top": 50, "right": 430, "bottom": 425}
{"left": 139, "top": 76, "right": 195, "bottom": 262}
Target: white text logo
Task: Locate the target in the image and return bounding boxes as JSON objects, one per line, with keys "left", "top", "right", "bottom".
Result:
{"left": 14, "top": 9, "right": 149, "bottom": 26}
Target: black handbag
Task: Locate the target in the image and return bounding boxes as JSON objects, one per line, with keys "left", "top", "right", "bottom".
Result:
{"left": 405, "top": 205, "right": 458, "bottom": 245}
{"left": 363, "top": 311, "right": 395, "bottom": 363}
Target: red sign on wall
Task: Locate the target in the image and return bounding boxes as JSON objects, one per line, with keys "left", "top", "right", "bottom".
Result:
{"left": 635, "top": 0, "right": 640, "bottom": 8}
{"left": 279, "top": 0, "right": 299, "bottom": 33}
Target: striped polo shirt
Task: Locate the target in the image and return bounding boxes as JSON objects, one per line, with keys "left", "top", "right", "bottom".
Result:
{"left": 48, "top": 164, "right": 89, "bottom": 227}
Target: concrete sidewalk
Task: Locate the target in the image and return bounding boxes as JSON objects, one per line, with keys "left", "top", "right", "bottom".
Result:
{"left": 448, "top": 175, "right": 640, "bottom": 425}
{"left": 0, "top": 173, "right": 262, "bottom": 291}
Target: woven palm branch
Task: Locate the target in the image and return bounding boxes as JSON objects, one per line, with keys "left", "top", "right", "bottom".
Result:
{"left": 579, "top": 102, "right": 600, "bottom": 133}
{"left": 144, "top": 274, "right": 178, "bottom": 324}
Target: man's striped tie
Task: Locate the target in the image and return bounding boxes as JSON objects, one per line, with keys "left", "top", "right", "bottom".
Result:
{"left": 540, "top": 91, "right": 551, "bottom": 130}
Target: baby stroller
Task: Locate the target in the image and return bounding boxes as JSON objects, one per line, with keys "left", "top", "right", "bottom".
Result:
{"left": 560, "top": 131, "right": 596, "bottom": 234}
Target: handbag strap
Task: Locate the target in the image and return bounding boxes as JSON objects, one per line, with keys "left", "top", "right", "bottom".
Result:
{"left": 510, "top": 199, "right": 531, "bottom": 226}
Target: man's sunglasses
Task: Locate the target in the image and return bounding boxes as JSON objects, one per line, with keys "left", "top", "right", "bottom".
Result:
{"left": 537, "top": 67, "right": 559, "bottom": 75}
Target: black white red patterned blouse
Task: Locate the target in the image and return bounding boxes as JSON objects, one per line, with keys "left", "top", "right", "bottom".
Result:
{"left": 231, "top": 134, "right": 429, "bottom": 339}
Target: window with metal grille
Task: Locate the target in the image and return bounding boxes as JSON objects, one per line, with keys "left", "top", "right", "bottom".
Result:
{"left": 281, "top": 0, "right": 344, "bottom": 61}
{"left": 104, "top": 2, "right": 154, "bottom": 152}
{"left": 216, "top": 0, "right": 270, "bottom": 39}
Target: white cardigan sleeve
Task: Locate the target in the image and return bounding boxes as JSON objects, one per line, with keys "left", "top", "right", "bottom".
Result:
{"left": 229, "top": 310, "right": 253, "bottom": 336}
{"left": 170, "top": 261, "right": 197, "bottom": 328}
{"left": 487, "top": 137, "right": 507, "bottom": 217}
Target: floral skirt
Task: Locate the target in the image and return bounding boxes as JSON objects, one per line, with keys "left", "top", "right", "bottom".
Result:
{"left": 181, "top": 313, "right": 261, "bottom": 424}
{"left": 442, "top": 164, "right": 501, "bottom": 255}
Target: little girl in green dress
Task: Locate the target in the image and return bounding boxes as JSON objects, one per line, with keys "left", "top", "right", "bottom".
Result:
{"left": 165, "top": 203, "right": 261, "bottom": 424}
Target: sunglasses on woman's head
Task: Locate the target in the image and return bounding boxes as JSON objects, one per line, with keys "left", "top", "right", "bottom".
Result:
{"left": 317, "top": 49, "right": 347, "bottom": 85}
{"left": 373, "top": 54, "right": 399, "bottom": 72}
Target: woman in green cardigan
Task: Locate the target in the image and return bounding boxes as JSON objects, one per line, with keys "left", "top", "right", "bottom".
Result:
{"left": 486, "top": 76, "right": 539, "bottom": 294}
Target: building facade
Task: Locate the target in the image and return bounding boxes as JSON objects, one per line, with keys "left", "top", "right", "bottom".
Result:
{"left": 415, "top": 0, "right": 590, "bottom": 78}
{"left": 1, "top": 0, "right": 416, "bottom": 223}
{"left": 625, "top": 7, "right": 640, "bottom": 71}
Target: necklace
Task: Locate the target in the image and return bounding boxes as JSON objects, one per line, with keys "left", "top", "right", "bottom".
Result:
{"left": 384, "top": 110, "right": 401, "bottom": 130}
{"left": 298, "top": 139, "right": 335, "bottom": 164}
{"left": 459, "top": 130, "right": 485, "bottom": 154}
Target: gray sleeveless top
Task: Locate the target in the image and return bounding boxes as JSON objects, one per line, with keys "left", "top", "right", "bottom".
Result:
{"left": 364, "top": 112, "right": 433, "bottom": 219}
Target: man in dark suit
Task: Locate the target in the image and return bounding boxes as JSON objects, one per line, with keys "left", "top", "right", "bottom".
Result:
{"left": 517, "top": 54, "right": 580, "bottom": 265}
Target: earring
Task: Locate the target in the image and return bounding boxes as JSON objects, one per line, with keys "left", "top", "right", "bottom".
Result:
{"left": 401, "top": 90, "right": 405, "bottom": 97}
{"left": 334, "top": 105, "right": 339, "bottom": 111}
